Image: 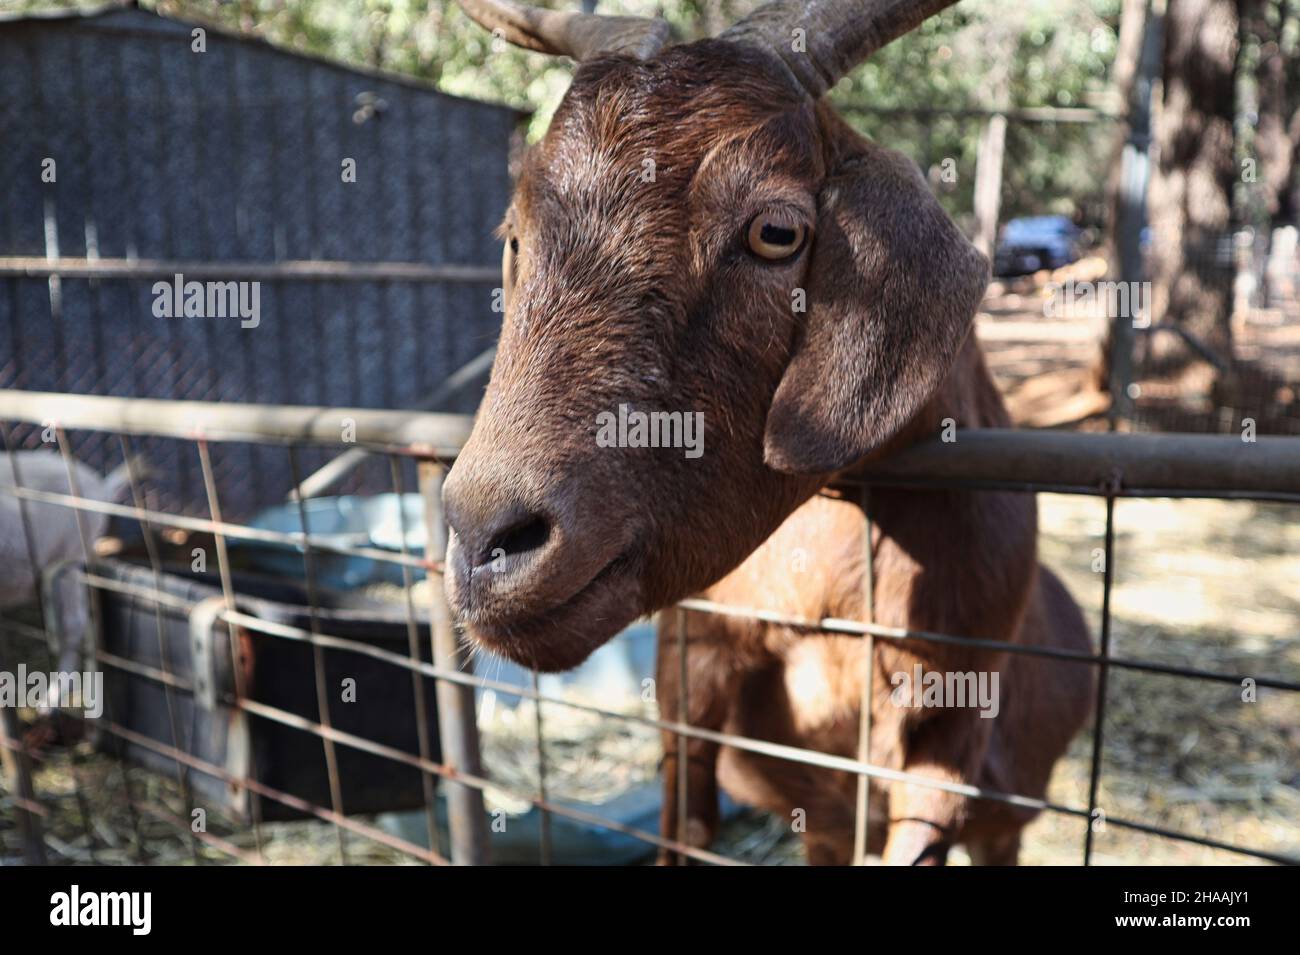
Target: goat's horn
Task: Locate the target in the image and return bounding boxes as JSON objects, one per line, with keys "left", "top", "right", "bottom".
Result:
{"left": 722, "top": 0, "right": 962, "bottom": 98}
{"left": 455, "top": 0, "right": 672, "bottom": 60}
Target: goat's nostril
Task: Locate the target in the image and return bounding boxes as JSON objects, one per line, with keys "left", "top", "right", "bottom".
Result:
{"left": 481, "top": 514, "right": 551, "bottom": 567}
{"left": 443, "top": 478, "right": 557, "bottom": 574}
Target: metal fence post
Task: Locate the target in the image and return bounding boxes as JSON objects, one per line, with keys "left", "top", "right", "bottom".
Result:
{"left": 419, "top": 459, "right": 490, "bottom": 865}
{"left": 972, "top": 112, "right": 1008, "bottom": 259}
{"left": 1109, "top": 6, "right": 1163, "bottom": 427}
{"left": 1084, "top": 482, "right": 1120, "bottom": 864}
{"left": 0, "top": 701, "right": 47, "bottom": 864}
{"left": 852, "top": 487, "right": 876, "bottom": 865}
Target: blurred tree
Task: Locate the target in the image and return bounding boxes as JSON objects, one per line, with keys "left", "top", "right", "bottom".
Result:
{"left": 22, "top": 0, "right": 1124, "bottom": 226}
{"left": 1243, "top": 0, "right": 1300, "bottom": 227}
{"left": 45, "top": 0, "right": 1120, "bottom": 223}
{"left": 1147, "top": 0, "right": 1238, "bottom": 380}
{"left": 829, "top": 0, "right": 1119, "bottom": 227}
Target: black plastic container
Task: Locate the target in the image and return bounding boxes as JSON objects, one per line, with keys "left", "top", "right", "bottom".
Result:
{"left": 94, "top": 559, "right": 442, "bottom": 822}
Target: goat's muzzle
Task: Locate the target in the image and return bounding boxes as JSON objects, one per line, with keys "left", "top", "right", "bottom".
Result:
{"left": 442, "top": 453, "right": 642, "bottom": 671}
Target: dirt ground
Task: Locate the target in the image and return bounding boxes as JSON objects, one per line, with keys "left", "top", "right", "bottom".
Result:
{"left": 965, "top": 271, "right": 1299, "bottom": 863}
{"left": 979, "top": 256, "right": 1300, "bottom": 436}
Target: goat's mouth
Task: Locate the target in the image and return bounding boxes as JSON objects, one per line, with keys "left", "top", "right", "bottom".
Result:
{"left": 456, "top": 552, "right": 642, "bottom": 673}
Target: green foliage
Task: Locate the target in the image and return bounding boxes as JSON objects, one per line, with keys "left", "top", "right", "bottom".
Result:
{"left": 829, "top": 0, "right": 1122, "bottom": 226}
{"left": 15, "top": 0, "right": 1127, "bottom": 225}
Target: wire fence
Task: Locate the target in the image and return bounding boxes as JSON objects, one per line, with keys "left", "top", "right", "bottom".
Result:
{"left": 0, "top": 390, "right": 1297, "bottom": 866}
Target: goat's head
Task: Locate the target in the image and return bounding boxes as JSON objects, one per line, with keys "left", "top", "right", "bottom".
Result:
{"left": 443, "top": 0, "right": 988, "bottom": 670}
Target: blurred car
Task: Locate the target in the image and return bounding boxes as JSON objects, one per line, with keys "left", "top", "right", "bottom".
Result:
{"left": 994, "top": 215, "right": 1082, "bottom": 276}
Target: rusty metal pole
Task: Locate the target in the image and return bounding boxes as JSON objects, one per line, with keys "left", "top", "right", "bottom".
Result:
{"left": 1109, "top": 4, "right": 1162, "bottom": 429}
{"left": 419, "top": 459, "right": 490, "bottom": 865}
{"left": 852, "top": 487, "right": 876, "bottom": 865}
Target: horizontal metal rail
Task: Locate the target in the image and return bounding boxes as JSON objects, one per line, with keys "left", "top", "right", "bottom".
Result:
{"left": 0, "top": 256, "right": 500, "bottom": 285}
{"left": 0, "top": 390, "right": 471, "bottom": 456}
{"left": 2, "top": 390, "right": 1296, "bottom": 497}
{"left": 856, "top": 430, "right": 1300, "bottom": 498}
{"left": 0, "top": 484, "right": 438, "bottom": 574}
{"left": 676, "top": 598, "right": 1300, "bottom": 692}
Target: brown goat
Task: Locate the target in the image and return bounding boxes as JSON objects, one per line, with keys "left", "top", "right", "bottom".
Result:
{"left": 443, "top": 0, "right": 1094, "bottom": 865}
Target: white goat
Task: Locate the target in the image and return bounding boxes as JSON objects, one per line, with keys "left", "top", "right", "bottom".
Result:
{"left": 1, "top": 452, "right": 137, "bottom": 693}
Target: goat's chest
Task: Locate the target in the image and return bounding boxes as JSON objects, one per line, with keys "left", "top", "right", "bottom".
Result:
{"left": 765, "top": 635, "right": 916, "bottom": 766}
{"left": 704, "top": 494, "right": 930, "bottom": 762}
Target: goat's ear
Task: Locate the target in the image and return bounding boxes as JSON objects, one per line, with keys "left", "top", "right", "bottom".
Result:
{"left": 763, "top": 143, "right": 989, "bottom": 475}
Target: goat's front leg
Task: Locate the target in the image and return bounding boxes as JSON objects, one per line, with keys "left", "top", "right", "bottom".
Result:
{"left": 882, "top": 706, "right": 996, "bottom": 865}
{"left": 654, "top": 611, "right": 735, "bottom": 865}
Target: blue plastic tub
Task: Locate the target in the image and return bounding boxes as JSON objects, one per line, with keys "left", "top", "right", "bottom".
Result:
{"left": 232, "top": 494, "right": 426, "bottom": 589}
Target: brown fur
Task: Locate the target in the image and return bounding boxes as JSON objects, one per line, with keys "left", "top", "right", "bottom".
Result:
{"left": 441, "top": 40, "right": 1094, "bottom": 864}
{"left": 656, "top": 339, "right": 1093, "bottom": 865}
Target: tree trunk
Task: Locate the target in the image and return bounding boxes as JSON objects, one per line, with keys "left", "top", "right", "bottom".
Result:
{"left": 1092, "top": 1, "right": 1161, "bottom": 406}
{"left": 1248, "top": 0, "right": 1300, "bottom": 225}
{"left": 1147, "top": 0, "right": 1240, "bottom": 376}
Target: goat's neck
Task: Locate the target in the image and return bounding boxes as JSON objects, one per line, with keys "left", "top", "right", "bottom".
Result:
{"left": 832, "top": 338, "right": 1038, "bottom": 631}
{"left": 836, "top": 336, "right": 1010, "bottom": 481}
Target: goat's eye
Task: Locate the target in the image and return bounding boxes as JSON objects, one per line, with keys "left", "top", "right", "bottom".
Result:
{"left": 746, "top": 214, "right": 806, "bottom": 261}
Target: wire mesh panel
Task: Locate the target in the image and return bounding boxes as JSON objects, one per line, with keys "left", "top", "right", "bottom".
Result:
{"left": 0, "top": 391, "right": 1295, "bottom": 867}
